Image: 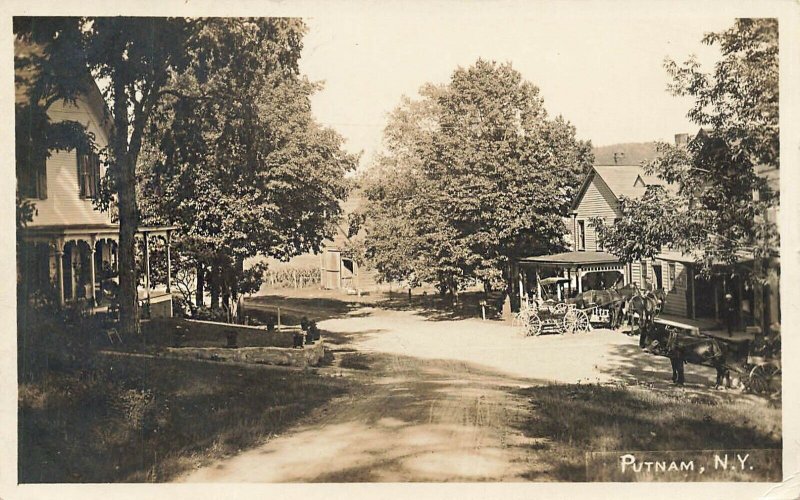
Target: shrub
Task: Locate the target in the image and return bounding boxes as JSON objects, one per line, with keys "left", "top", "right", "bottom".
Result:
{"left": 194, "top": 306, "right": 229, "bottom": 323}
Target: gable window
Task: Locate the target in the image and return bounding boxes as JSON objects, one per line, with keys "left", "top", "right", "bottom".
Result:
{"left": 577, "top": 220, "right": 586, "bottom": 251}
{"left": 77, "top": 149, "right": 101, "bottom": 199}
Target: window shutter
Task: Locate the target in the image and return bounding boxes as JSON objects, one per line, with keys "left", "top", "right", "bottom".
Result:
{"left": 77, "top": 151, "right": 86, "bottom": 198}
{"left": 37, "top": 156, "right": 47, "bottom": 199}
{"left": 92, "top": 153, "right": 101, "bottom": 198}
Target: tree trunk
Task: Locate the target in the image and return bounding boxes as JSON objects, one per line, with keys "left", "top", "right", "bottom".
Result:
{"left": 195, "top": 263, "right": 205, "bottom": 308}
{"left": 112, "top": 66, "right": 139, "bottom": 335}
{"left": 209, "top": 265, "right": 220, "bottom": 310}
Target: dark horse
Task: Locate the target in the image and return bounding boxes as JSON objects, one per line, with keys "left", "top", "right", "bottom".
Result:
{"left": 642, "top": 324, "right": 750, "bottom": 388}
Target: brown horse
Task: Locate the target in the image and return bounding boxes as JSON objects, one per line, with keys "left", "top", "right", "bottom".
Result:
{"left": 569, "top": 289, "right": 624, "bottom": 327}
{"left": 612, "top": 283, "right": 640, "bottom": 329}
{"left": 642, "top": 325, "right": 750, "bottom": 388}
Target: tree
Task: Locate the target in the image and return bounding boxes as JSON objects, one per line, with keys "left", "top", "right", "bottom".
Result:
{"left": 137, "top": 18, "right": 355, "bottom": 316}
{"left": 363, "top": 59, "right": 593, "bottom": 299}
{"left": 589, "top": 187, "right": 684, "bottom": 264}
{"left": 594, "top": 19, "right": 779, "bottom": 275}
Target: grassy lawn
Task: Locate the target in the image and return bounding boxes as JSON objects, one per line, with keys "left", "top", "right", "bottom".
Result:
{"left": 512, "top": 383, "right": 782, "bottom": 481}
{"left": 18, "top": 318, "right": 352, "bottom": 483}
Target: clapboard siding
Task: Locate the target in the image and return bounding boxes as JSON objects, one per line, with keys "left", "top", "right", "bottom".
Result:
{"left": 25, "top": 97, "right": 113, "bottom": 228}
{"left": 630, "top": 261, "right": 642, "bottom": 285}
{"left": 661, "top": 260, "right": 689, "bottom": 317}
{"left": 574, "top": 176, "right": 621, "bottom": 251}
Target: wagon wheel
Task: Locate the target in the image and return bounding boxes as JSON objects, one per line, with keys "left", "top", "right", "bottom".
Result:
{"left": 573, "top": 310, "right": 591, "bottom": 333}
{"left": 512, "top": 309, "right": 526, "bottom": 328}
{"left": 526, "top": 313, "right": 542, "bottom": 337}
{"left": 552, "top": 302, "right": 568, "bottom": 315}
{"left": 748, "top": 362, "right": 781, "bottom": 395}
{"left": 563, "top": 309, "right": 578, "bottom": 334}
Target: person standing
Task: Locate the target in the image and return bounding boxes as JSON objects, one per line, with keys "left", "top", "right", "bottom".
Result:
{"left": 724, "top": 293, "right": 736, "bottom": 337}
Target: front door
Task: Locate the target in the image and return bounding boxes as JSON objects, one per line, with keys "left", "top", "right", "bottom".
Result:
{"left": 653, "top": 265, "right": 663, "bottom": 290}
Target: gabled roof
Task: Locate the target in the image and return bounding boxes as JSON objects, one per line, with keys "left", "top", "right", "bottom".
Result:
{"left": 14, "top": 37, "right": 113, "bottom": 141}
{"left": 570, "top": 165, "right": 675, "bottom": 211}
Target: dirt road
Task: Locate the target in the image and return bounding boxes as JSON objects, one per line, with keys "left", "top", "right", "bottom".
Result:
{"left": 178, "top": 307, "right": 721, "bottom": 482}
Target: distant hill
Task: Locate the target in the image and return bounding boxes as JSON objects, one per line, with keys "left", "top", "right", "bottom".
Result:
{"left": 592, "top": 142, "right": 659, "bottom": 166}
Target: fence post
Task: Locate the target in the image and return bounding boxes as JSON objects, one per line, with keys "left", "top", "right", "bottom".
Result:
{"left": 277, "top": 306, "right": 281, "bottom": 331}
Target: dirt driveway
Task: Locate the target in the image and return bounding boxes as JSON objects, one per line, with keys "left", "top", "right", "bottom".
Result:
{"left": 177, "top": 306, "right": 724, "bottom": 482}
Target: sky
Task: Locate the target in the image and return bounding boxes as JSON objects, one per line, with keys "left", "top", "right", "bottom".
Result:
{"left": 298, "top": 7, "right": 735, "bottom": 169}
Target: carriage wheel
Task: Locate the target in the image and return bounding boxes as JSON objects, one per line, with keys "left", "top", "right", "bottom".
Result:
{"left": 512, "top": 310, "right": 526, "bottom": 328}
{"left": 563, "top": 310, "right": 577, "bottom": 334}
{"left": 574, "top": 310, "right": 591, "bottom": 333}
{"left": 552, "top": 303, "right": 568, "bottom": 315}
{"left": 526, "top": 313, "right": 542, "bottom": 337}
{"left": 748, "top": 362, "right": 781, "bottom": 395}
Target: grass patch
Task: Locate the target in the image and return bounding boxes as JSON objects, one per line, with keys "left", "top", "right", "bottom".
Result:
{"left": 515, "top": 383, "right": 782, "bottom": 481}
{"left": 338, "top": 353, "right": 372, "bottom": 371}
{"left": 18, "top": 317, "right": 352, "bottom": 483}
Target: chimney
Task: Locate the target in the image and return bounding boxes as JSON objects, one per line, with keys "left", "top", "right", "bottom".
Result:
{"left": 674, "top": 133, "right": 689, "bottom": 148}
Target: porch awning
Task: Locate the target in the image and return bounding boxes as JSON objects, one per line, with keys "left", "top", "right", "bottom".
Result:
{"left": 19, "top": 223, "right": 178, "bottom": 243}
{"left": 518, "top": 251, "right": 622, "bottom": 267}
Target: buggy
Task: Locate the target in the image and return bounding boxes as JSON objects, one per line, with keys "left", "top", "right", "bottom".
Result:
{"left": 516, "top": 277, "right": 591, "bottom": 336}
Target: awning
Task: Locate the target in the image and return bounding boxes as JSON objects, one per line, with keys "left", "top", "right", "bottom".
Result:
{"left": 519, "top": 251, "right": 622, "bottom": 267}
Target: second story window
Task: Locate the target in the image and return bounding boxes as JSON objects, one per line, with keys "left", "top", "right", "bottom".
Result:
{"left": 577, "top": 220, "right": 586, "bottom": 251}
{"left": 77, "top": 149, "right": 100, "bottom": 199}
{"left": 17, "top": 124, "right": 48, "bottom": 200}
{"left": 18, "top": 152, "right": 47, "bottom": 200}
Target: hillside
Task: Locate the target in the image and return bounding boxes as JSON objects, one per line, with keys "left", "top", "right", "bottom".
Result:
{"left": 592, "top": 142, "right": 659, "bottom": 166}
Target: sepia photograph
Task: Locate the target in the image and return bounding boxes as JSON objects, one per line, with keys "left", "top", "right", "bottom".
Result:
{"left": 4, "top": 1, "right": 799, "bottom": 497}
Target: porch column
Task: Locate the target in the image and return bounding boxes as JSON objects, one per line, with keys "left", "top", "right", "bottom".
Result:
{"left": 518, "top": 272, "right": 524, "bottom": 302}
{"left": 567, "top": 268, "right": 572, "bottom": 297}
{"left": 577, "top": 267, "right": 583, "bottom": 293}
{"left": 165, "top": 231, "right": 172, "bottom": 294}
{"left": 89, "top": 235, "right": 97, "bottom": 307}
{"left": 144, "top": 232, "right": 151, "bottom": 304}
{"left": 535, "top": 268, "right": 542, "bottom": 300}
{"left": 714, "top": 282, "right": 719, "bottom": 322}
{"left": 54, "top": 239, "right": 65, "bottom": 307}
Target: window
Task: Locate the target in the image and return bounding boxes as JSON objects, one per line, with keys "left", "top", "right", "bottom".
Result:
{"left": 77, "top": 150, "right": 101, "bottom": 199}
{"left": 669, "top": 263, "right": 676, "bottom": 288}
{"left": 641, "top": 261, "right": 647, "bottom": 286}
{"left": 577, "top": 220, "right": 586, "bottom": 251}
{"left": 18, "top": 149, "right": 47, "bottom": 200}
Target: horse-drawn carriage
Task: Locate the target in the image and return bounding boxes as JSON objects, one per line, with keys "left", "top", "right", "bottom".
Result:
{"left": 641, "top": 322, "right": 781, "bottom": 395}
{"left": 517, "top": 299, "right": 592, "bottom": 336}
{"left": 516, "top": 277, "right": 616, "bottom": 336}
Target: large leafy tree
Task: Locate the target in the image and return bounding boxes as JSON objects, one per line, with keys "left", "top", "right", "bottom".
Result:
{"left": 363, "top": 59, "right": 593, "bottom": 297}
{"left": 138, "top": 18, "right": 355, "bottom": 315}
{"left": 595, "top": 18, "right": 779, "bottom": 274}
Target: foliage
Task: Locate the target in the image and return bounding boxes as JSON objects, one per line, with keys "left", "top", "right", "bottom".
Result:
{"left": 137, "top": 19, "right": 355, "bottom": 314}
{"left": 594, "top": 19, "right": 778, "bottom": 276}
{"left": 590, "top": 187, "right": 685, "bottom": 263}
{"left": 363, "top": 59, "right": 593, "bottom": 293}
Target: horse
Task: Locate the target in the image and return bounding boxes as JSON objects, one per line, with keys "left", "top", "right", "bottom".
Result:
{"left": 642, "top": 325, "right": 750, "bottom": 388}
{"left": 629, "top": 294, "right": 659, "bottom": 345}
{"left": 611, "top": 283, "right": 640, "bottom": 329}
